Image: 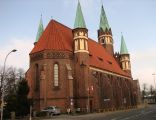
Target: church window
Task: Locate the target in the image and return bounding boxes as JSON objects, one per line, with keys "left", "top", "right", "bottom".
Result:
{"left": 54, "top": 63, "right": 59, "bottom": 87}
{"left": 122, "top": 62, "right": 125, "bottom": 69}
{"left": 105, "top": 37, "right": 108, "bottom": 43}
{"left": 126, "top": 62, "right": 129, "bottom": 69}
{"left": 107, "top": 37, "right": 109, "bottom": 43}
{"left": 80, "top": 39, "right": 84, "bottom": 50}
{"left": 75, "top": 40, "right": 78, "bottom": 51}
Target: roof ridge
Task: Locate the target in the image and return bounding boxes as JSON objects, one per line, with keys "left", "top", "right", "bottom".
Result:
{"left": 88, "top": 38, "right": 98, "bottom": 44}
{"left": 52, "top": 20, "right": 72, "bottom": 30}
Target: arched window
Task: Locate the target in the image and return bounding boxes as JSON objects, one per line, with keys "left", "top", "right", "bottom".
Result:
{"left": 54, "top": 63, "right": 59, "bottom": 87}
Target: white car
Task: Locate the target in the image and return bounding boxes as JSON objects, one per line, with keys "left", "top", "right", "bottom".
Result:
{"left": 42, "top": 106, "right": 61, "bottom": 115}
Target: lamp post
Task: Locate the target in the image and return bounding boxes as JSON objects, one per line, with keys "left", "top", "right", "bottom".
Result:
{"left": 1, "top": 49, "right": 17, "bottom": 120}
{"left": 152, "top": 73, "right": 156, "bottom": 103}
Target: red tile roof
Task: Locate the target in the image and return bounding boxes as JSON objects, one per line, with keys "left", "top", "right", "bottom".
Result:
{"left": 30, "top": 20, "right": 130, "bottom": 77}
{"left": 88, "top": 39, "right": 130, "bottom": 77}
{"left": 31, "top": 20, "right": 73, "bottom": 53}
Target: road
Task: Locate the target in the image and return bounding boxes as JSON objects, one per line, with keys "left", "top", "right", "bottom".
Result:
{"left": 43, "top": 105, "right": 156, "bottom": 120}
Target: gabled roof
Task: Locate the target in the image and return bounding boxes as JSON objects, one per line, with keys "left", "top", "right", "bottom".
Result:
{"left": 31, "top": 20, "right": 73, "bottom": 53}
{"left": 30, "top": 20, "right": 130, "bottom": 77}
{"left": 74, "top": 0, "right": 86, "bottom": 29}
{"left": 120, "top": 35, "right": 129, "bottom": 55}
{"left": 35, "top": 16, "right": 44, "bottom": 43}
{"left": 99, "top": 5, "right": 110, "bottom": 31}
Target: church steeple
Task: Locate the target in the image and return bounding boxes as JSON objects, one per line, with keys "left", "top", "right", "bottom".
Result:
{"left": 120, "top": 35, "right": 128, "bottom": 55}
{"left": 73, "top": 0, "right": 89, "bottom": 54}
{"left": 72, "top": 1, "right": 89, "bottom": 111}
{"left": 74, "top": 0, "right": 86, "bottom": 29}
{"left": 99, "top": 5, "right": 110, "bottom": 31}
{"left": 98, "top": 5, "right": 114, "bottom": 55}
{"left": 119, "top": 35, "right": 131, "bottom": 75}
{"left": 34, "top": 15, "right": 44, "bottom": 45}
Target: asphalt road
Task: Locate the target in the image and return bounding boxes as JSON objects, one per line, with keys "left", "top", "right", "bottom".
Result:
{"left": 43, "top": 105, "right": 156, "bottom": 120}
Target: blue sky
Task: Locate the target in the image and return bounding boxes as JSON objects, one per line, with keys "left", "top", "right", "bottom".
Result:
{"left": 0, "top": 0, "right": 156, "bottom": 87}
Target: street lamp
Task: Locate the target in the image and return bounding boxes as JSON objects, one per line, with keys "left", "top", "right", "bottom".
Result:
{"left": 1, "top": 49, "right": 17, "bottom": 120}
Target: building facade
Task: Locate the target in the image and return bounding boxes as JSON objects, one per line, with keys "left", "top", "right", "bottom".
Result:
{"left": 26, "top": 1, "right": 140, "bottom": 112}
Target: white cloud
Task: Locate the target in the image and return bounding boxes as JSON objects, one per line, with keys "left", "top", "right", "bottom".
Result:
{"left": 0, "top": 38, "right": 33, "bottom": 71}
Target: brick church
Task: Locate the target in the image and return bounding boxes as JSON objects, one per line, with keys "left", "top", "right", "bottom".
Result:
{"left": 26, "top": 1, "right": 140, "bottom": 112}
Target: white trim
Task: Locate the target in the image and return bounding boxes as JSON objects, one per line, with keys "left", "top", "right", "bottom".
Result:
{"left": 74, "top": 36, "right": 88, "bottom": 40}
{"left": 74, "top": 50, "right": 89, "bottom": 53}
{"left": 89, "top": 67, "right": 131, "bottom": 80}
{"left": 123, "top": 68, "right": 131, "bottom": 70}
{"left": 99, "top": 35, "right": 112, "bottom": 38}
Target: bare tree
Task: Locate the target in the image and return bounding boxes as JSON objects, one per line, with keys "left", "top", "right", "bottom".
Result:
{"left": 0, "top": 66, "right": 25, "bottom": 97}
{"left": 17, "top": 68, "right": 25, "bottom": 81}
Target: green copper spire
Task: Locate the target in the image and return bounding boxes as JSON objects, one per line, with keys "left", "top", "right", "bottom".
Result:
{"left": 120, "top": 35, "right": 129, "bottom": 55}
{"left": 35, "top": 16, "right": 44, "bottom": 43}
{"left": 74, "top": 0, "right": 86, "bottom": 29}
{"left": 99, "top": 5, "right": 110, "bottom": 31}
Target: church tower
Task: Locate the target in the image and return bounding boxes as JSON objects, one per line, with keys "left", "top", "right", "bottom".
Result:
{"left": 120, "top": 35, "right": 131, "bottom": 74}
{"left": 34, "top": 16, "right": 44, "bottom": 45}
{"left": 72, "top": 0, "right": 90, "bottom": 111}
{"left": 98, "top": 5, "right": 114, "bottom": 55}
{"left": 73, "top": 0, "right": 89, "bottom": 63}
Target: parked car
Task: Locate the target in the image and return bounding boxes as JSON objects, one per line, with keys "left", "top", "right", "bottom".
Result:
{"left": 42, "top": 106, "right": 61, "bottom": 115}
